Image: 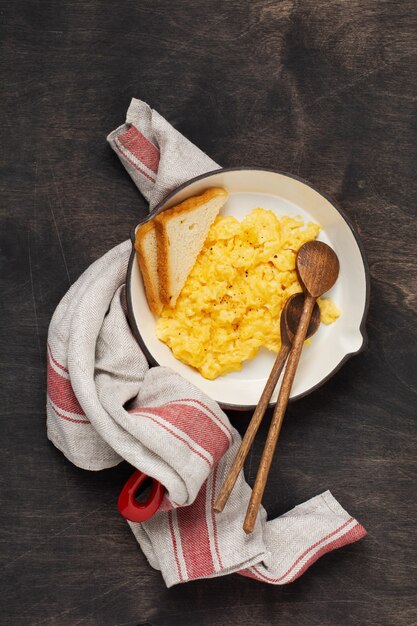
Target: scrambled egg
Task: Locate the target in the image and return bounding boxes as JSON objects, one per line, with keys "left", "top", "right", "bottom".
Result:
{"left": 156, "top": 208, "right": 340, "bottom": 379}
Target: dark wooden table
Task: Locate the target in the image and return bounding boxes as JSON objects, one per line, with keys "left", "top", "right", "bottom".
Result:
{"left": 1, "top": 1, "right": 416, "bottom": 624}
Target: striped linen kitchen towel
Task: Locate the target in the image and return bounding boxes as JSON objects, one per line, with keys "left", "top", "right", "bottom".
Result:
{"left": 46, "top": 98, "right": 366, "bottom": 587}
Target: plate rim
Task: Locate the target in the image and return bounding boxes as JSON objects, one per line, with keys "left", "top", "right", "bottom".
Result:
{"left": 126, "top": 166, "right": 371, "bottom": 410}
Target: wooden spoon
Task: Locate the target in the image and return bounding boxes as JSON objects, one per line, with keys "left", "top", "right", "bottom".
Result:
{"left": 243, "top": 241, "right": 339, "bottom": 533}
{"left": 214, "top": 293, "right": 320, "bottom": 513}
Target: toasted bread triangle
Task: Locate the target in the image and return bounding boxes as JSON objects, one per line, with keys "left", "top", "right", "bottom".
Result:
{"left": 155, "top": 188, "right": 228, "bottom": 307}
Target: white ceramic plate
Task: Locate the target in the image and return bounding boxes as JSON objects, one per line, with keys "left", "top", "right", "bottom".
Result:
{"left": 127, "top": 168, "right": 369, "bottom": 409}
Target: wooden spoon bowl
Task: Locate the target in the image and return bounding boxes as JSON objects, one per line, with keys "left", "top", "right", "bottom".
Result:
{"left": 297, "top": 241, "right": 340, "bottom": 298}
{"left": 284, "top": 293, "right": 321, "bottom": 342}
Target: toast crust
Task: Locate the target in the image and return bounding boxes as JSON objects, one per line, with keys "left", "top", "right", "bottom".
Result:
{"left": 155, "top": 188, "right": 227, "bottom": 224}
{"left": 154, "top": 188, "right": 228, "bottom": 306}
{"left": 135, "top": 222, "right": 163, "bottom": 315}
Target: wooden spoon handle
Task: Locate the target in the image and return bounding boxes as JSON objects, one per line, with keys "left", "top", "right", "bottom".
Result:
{"left": 214, "top": 343, "right": 290, "bottom": 513}
{"left": 243, "top": 295, "right": 316, "bottom": 533}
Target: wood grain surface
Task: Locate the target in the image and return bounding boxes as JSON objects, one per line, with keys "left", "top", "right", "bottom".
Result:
{"left": 1, "top": 1, "right": 416, "bottom": 624}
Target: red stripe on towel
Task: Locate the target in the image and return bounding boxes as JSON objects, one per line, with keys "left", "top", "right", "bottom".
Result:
{"left": 287, "top": 523, "right": 367, "bottom": 583}
{"left": 134, "top": 403, "right": 229, "bottom": 463}
{"left": 239, "top": 520, "right": 366, "bottom": 584}
{"left": 249, "top": 517, "right": 359, "bottom": 584}
{"left": 114, "top": 141, "right": 156, "bottom": 183}
{"left": 118, "top": 125, "right": 160, "bottom": 174}
{"left": 50, "top": 403, "right": 90, "bottom": 425}
{"left": 165, "top": 397, "right": 233, "bottom": 438}
{"left": 176, "top": 482, "right": 215, "bottom": 578}
{"left": 131, "top": 409, "right": 212, "bottom": 467}
{"left": 47, "top": 358, "right": 85, "bottom": 416}
{"left": 238, "top": 567, "right": 265, "bottom": 581}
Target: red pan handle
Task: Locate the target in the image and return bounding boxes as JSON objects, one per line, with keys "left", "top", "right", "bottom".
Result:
{"left": 118, "top": 470, "right": 165, "bottom": 523}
